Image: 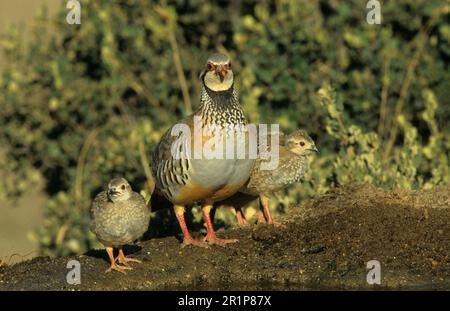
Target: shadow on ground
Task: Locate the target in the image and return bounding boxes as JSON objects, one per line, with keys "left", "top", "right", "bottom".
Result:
{"left": 0, "top": 184, "right": 449, "bottom": 290}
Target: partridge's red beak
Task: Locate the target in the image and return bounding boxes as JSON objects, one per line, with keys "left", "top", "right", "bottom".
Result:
{"left": 215, "top": 65, "right": 227, "bottom": 82}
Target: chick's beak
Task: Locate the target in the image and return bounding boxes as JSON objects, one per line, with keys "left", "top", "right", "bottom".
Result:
{"left": 215, "top": 65, "right": 227, "bottom": 82}
{"left": 108, "top": 188, "right": 118, "bottom": 196}
{"left": 311, "top": 145, "right": 319, "bottom": 153}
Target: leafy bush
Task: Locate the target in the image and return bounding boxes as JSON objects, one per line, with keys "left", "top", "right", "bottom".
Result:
{"left": 0, "top": 0, "right": 448, "bottom": 255}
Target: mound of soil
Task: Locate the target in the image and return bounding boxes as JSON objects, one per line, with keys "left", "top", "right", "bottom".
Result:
{"left": 0, "top": 184, "right": 449, "bottom": 290}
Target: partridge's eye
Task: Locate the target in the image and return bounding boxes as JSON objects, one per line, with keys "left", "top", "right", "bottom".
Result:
{"left": 121, "top": 185, "right": 126, "bottom": 190}
{"left": 227, "top": 62, "right": 231, "bottom": 69}
{"left": 299, "top": 141, "right": 305, "bottom": 147}
{"left": 207, "top": 63, "right": 214, "bottom": 71}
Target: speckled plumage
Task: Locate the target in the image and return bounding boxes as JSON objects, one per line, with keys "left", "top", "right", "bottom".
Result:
{"left": 237, "top": 129, "right": 318, "bottom": 225}
{"left": 242, "top": 140, "right": 309, "bottom": 196}
{"left": 151, "top": 85, "right": 251, "bottom": 204}
{"left": 90, "top": 177, "right": 150, "bottom": 273}
{"left": 91, "top": 191, "right": 150, "bottom": 247}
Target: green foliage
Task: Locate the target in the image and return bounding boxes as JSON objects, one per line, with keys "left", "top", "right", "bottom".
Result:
{"left": 314, "top": 85, "right": 449, "bottom": 191}
{"left": 0, "top": 0, "right": 449, "bottom": 255}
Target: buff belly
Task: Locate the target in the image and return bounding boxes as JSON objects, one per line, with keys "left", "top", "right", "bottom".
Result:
{"left": 169, "top": 158, "right": 255, "bottom": 205}
{"left": 93, "top": 207, "right": 150, "bottom": 247}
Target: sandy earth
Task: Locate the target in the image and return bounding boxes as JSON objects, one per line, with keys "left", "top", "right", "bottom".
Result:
{"left": 0, "top": 184, "right": 449, "bottom": 290}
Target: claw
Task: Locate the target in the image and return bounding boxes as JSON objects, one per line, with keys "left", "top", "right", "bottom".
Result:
{"left": 115, "top": 248, "right": 142, "bottom": 266}
{"left": 269, "top": 220, "right": 286, "bottom": 228}
{"left": 115, "top": 256, "right": 142, "bottom": 266}
{"left": 105, "top": 263, "right": 132, "bottom": 274}
{"left": 204, "top": 235, "right": 238, "bottom": 246}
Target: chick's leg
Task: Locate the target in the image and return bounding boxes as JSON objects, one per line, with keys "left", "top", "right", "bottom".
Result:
{"left": 256, "top": 210, "right": 266, "bottom": 224}
{"left": 174, "top": 204, "right": 209, "bottom": 248}
{"left": 203, "top": 203, "right": 238, "bottom": 246}
{"left": 235, "top": 206, "right": 248, "bottom": 226}
{"left": 116, "top": 247, "right": 142, "bottom": 266}
{"left": 105, "top": 247, "right": 131, "bottom": 273}
{"left": 259, "top": 194, "right": 283, "bottom": 226}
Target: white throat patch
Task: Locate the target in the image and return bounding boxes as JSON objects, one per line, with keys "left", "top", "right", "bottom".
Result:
{"left": 204, "top": 70, "right": 234, "bottom": 91}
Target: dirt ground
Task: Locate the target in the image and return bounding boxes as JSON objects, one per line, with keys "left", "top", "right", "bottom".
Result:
{"left": 0, "top": 184, "right": 449, "bottom": 290}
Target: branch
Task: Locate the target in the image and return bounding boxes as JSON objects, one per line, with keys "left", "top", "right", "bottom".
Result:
{"left": 382, "top": 6, "right": 447, "bottom": 160}
{"left": 155, "top": 5, "right": 192, "bottom": 115}
{"left": 74, "top": 128, "right": 99, "bottom": 205}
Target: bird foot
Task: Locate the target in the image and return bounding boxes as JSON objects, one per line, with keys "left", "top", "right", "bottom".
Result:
{"left": 204, "top": 235, "right": 238, "bottom": 246}
{"left": 181, "top": 238, "right": 210, "bottom": 248}
{"left": 105, "top": 263, "right": 132, "bottom": 274}
{"left": 236, "top": 222, "right": 250, "bottom": 227}
{"left": 236, "top": 218, "right": 249, "bottom": 226}
{"left": 236, "top": 215, "right": 248, "bottom": 226}
{"left": 116, "top": 256, "right": 142, "bottom": 266}
{"left": 264, "top": 219, "right": 285, "bottom": 227}
{"left": 270, "top": 220, "right": 286, "bottom": 228}
{"left": 257, "top": 218, "right": 284, "bottom": 227}
{"left": 256, "top": 212, "right": 266, "bottom": 225}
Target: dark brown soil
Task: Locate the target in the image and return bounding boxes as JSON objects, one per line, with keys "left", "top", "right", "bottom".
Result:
{"left": 1, "top": 184, "right": 449, "bottom": 290}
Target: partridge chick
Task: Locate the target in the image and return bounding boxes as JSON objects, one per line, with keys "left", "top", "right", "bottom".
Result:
{"left": 91, "top": 177, "right": 150, "bottom": 273}
{"left": 235, "top": 129, "right": 318, "bottom": 225}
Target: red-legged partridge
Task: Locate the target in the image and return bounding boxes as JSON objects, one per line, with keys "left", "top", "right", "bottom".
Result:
{"left": 151, "top": 53, "right": 255, "bottom": 247}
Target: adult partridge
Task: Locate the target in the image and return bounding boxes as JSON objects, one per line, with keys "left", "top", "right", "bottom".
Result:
{"left": 151, "top": 53, "right": 255, "bottom": 247}
{"left": 226, "top": 129, "right": 318, "bottom": 226}
{"left": 91, "top": 177, "right": 150, "bottom": 273}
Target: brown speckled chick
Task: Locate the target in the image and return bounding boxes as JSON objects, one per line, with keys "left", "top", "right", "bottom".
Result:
{"left": 236, "top": 129, "right": 318, "bottom": 225}
{"left": 91, "top": 177, "right": 150, "bottom": 273}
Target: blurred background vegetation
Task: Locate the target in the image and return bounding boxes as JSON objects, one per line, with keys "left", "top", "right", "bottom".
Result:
{"left": 0, "top": 0, "right": 449, "bottom": 257}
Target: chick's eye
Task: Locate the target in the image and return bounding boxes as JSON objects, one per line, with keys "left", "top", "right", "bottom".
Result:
{"left": 121, "top": 185, "right": 126, "bottom": 190}
{"left": 227, "top": 62, "right": 231, "bottom": 69}
{"left": 299, "top": 141, "right": 305, "bottom": 147}
{"left": 207, "top": 63, "right": 214, "bottom": 71}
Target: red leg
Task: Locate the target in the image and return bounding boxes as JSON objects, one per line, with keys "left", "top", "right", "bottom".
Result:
{"left": 174, "top": 205, "right": 209, "bottom": 248}
{"left": 259, "top": 195, "right": 283, "bottom": 227}
{"left": 256, "top": 210, "right": 265, "bottom": 224}
{"left": 235, "top": 207, "right": 248, "bottom": 226}
{"left": 116, "top": 247, "right": 142, "bottom": 266}
{"left": 203, "top": 203, "right": 238, "bottom": 246}
{"left": 105, "top": 247, "right": 131, "bottom": 273}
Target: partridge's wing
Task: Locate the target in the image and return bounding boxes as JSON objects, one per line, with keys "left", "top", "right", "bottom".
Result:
{"left": 129, "top": 191, "right": 146, "bottom": 208}
{"left": 90, "top": 190, "right": 108, "bottom": 232}
{"left": 258, "top": 129, "right": 286, "bottom": 152}
{"left": 90, "top": 191, "right": 108, "bottom": 215}
{"left": 255, "top": 129, "right": 286, "bottom": 173}
{"left": 240, "top": 130, "right": 285, "bottom": 194}
{"left": 127, "top": 192, "right": 151, "bottom": 237}
{"left": 151, "top": 118, "right": 192, "bottom": 198}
